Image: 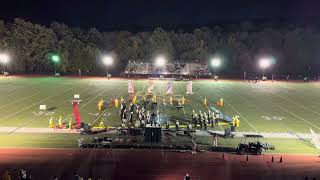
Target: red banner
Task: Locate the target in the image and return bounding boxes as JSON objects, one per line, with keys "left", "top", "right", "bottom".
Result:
{"left": 73, "top": 101, "right": 81, "bottom": 128}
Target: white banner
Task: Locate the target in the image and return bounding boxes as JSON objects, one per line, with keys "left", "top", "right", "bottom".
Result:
{"left": 128, "top": 80, "right": 135, "bottom": 93}
{"left": 310, "top": 128, "right": 320, "bottom": 149}
{"left": 166, "top": 81, "right": 173, "bottom": 94}
{"left": 147, "top": 79, "right": 154, "bottom": 94}
{"left": 186, "top": 81, "right": 193, "bottom": 94}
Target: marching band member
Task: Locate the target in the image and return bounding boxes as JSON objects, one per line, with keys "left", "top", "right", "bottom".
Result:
{"left": 58, "top": 116, "right": 63, "bottom": 128}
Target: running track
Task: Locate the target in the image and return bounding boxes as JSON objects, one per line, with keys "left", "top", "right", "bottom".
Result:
{"left": 0, "top": 148, "right": 319, "bottom": 180}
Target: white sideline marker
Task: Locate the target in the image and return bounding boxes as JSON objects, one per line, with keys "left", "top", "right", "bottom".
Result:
{"left": 39, "top": 105, "right": 46, "bottom": 111}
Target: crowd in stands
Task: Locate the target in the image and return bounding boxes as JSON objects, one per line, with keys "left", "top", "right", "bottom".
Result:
{"left": 1, "top": 169, "right": 106, "bottom": 180}
{"left": 1, "top": 169, "right": 193, "bottom": 180}
{"left": 124, "top": 60, "right": 209, "bottom": 76}
{"left": 2, "top": 168, "right": 318, "bottom": 180}
{"left": 124, "top": 60, "right": 147, "bottom": 74}
{"left": 189, "top": 63, "right": 209, "bottom": 76}
{"left": 2, "top": 169, "right": 32, "bottom": 180}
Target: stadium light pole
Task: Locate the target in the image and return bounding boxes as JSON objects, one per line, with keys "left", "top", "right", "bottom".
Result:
{"left": 102, "top": 55, "right": 114, "bottom": 75}
{"left": 50, "top": 54, "right": 60, "bottom": 75}
{"left": 155, "top": 55, "right": 167, "bottom": 77}
{"left": 155, "top": 55, "right": 166, "bottom": 68}
{"left": 259, "top": 57, "right": 272, "bottom": 77}
{"left": 210, "top": 57, "right": 221, "bottom": 77}
{"left": 0, "top": 53, "right": 10, "bottom": 73}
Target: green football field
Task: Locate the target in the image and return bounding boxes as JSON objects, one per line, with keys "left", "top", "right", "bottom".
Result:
{"left": 0, "top": 76, "right": 320, "bottom": 153}
{"left": 0, "top": 76, "right": 320, "bottom": 134}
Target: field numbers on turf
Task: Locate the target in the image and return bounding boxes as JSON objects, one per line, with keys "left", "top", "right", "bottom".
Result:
{"left": 88, "top": 112, "right": 111, "bottom": 117}
{"left": 261, "top": 116, "right": 285, "bottom": 121}
{"left": 32, "top": 111, "right": 55, "bottom": 116}
{"left": 103, "top": 112, "right": 111, "bottom": 117}
{"left": 89, "top": 113, "right": 99, "bottom": 117}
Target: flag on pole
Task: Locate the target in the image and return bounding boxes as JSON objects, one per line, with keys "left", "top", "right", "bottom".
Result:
{"left": 147, "top": 79, "right": 154, "bottom": 94}
{"left": 128, "top": 80, "right": 135, "bottom": 93}
{"left": 186, "top": 81, "right": 193, "bottom": 94}
{"left": 166, "top": 81, "right": 173, "bottom": 94}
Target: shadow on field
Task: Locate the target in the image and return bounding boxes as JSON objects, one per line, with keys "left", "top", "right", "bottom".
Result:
{"left": 47, "top": 107, "right": 57, "bottom": 111}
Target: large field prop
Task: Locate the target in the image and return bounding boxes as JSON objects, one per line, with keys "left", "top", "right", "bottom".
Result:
{"left": 72, "top": 94, "right": 82, "bottom": 129}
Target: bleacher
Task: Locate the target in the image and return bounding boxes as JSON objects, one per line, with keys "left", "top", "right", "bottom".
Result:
{"left": 124, "top": 60, "right": 209, "bottom": 76}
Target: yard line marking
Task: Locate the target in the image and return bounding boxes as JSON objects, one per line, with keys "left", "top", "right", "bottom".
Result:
{"left": 219, "top": 85, "right": 287, "bottom": 133}
{"left": 62, "top": 90, "right": 102, "bottom": 123}
{"left": 214, "top": 83, "right": 259, "bottom": 132}
{"left": 7, "top": 117, "right": 43, "bottom": 135}
{"left": 16, "top": 84, "right": 94, "bottom": 130}
{"left": 227, "top": 83, "right": 319, "bottom": 133}
{"left": 244, "top": 83, "right": 320, "bottom": 129}
{"left": 88, "top": 82, "right": 124, "bottom": 126}
{"left": 0, "top": 83, "right": 88, "bottom": 129}
{"left": 0, "top": 86, "right": 21, "bottom": 98}
{"left": 197, "top": 93, "right": 224, "bottom": 131}
{"left": 176, "top": 82, "right": 187, "bottom": 122}
{"left": 227, "top": 103, "right": 259, "bottom": 132}
{"left": 0, "top": 86, "right": 78, "bottom": 123}
{"left": 262, "top": 97, "right": 320, "bottom": 131}
{"left": 62, "top": 80, "right": 125, "bottom": 124}
{"left": 239, "top": 83, "right": 320, "bottom": 131}
{"left": 0, "top": 89, "right": 41, "bottom": 109}
{"left": 92, "top": 109, "right": 107, "bottom": 125}
{"left": 274, "top": 91, "right": 320, "bottom": 117}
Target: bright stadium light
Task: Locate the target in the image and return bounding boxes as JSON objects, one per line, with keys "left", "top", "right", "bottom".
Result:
{"left": 48, "top": 54, "right": 61, "bottom": 75}
{"left": 0, "top": 53, "right": 10, "bottom": 73}
{"left": 259, "top": 58, "right": 272, "bottom": 69}
{"left": 51, "top": 55, "right": 60, "bottom": 63}
{"left": 210, "top": 57, "right": 221, "bottom": 68}
{"left": 259, "top": 57, "right": 275, "bottom": 77}
{"left": 0, "top": 53, "right": 10, "bottom": 64}
{"left": 102, "top": 55, "right": 114, "bottom": 66}
{"left": 210, "top": 56, "right": 222, "bottom": 79}
{"left": 155, "top": 56, "right": 166, "bottom": 67}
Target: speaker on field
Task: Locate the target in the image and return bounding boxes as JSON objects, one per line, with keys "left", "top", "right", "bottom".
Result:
{"left": 144, "top": 125, "right": 162, "bottom": 143}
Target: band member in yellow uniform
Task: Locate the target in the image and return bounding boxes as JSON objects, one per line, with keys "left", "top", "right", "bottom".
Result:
{"left": 114, "top": 98, "right": 119, "bottom": 108}
{"left": 49, "top": 116, "right": 53, "bottom": 128}
{"left": 132, "top": 95, "right": 137, "bottom": 105}
{"left": 68, "top": 118, "right": 73, "bottom": 130}
{"left": 58, "top": 116, "right": 63, "bottom": 128}
{"left": 181, "top": 96, "right": 186, "bottom": 105}
{"left": 99, "top": 119, "right": 105, "bottom": 128}
{"left": 152, "top": 95, "right": 157, "bottom": 103}
{"left": 169, "top": 96, "right": 173, "bottom": 105}
{"left": 203, "top": 97, "right": 207, "bottom": 106}
{"left": 98, "top": 98, "right": 104, "bottom": 111}
{"left": 162, "top": 98, "right": 167, "bottom": 105}
{"left": 235, "top": 115, "right": 240, "bottom": 127}
{"left": 219, "top": 97, "right": 224, "bottom": 106}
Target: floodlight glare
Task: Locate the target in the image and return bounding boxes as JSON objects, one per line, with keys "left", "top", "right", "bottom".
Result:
{"left": 211, "top": 57, "right": 221, "bottom": 68}
{"left": 259, "top": 58, "right": 272, "bottom": 69}
{"left": 0, "top": 54, "right": 10, "bottom": 64}
{"left": 155, "top": 56, "right": 166, "bottom": 67}
{"left": 51, "top": 55, "right": 60, "bottom": 63}
{"left": 102, "top": 55, "right": 113, "bottom": 66}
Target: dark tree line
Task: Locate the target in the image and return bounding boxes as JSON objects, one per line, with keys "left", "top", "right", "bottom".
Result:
{"left": 0, "top": 18, "right": 319, "bottom": 75}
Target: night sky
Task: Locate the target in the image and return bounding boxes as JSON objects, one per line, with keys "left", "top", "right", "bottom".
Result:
{"left": 1, "top": 0, "right": 320, "bottom": 31}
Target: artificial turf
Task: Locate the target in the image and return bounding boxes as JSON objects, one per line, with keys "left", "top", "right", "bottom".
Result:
{"left": 0, "top": 132, "right": 318, "bottom": 154}
{"left": 1, "top": 77, "right": 320, "bottom": 133}
{"left": 0, "top": 76, "right": 320, "bottom": 153}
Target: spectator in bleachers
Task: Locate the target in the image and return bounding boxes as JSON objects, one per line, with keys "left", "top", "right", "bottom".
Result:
{"left": 1, "top": 170, "right": 11, "bottom": 180}
{"left": 124, "top": 60, "right": 209, "bottom": 76}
